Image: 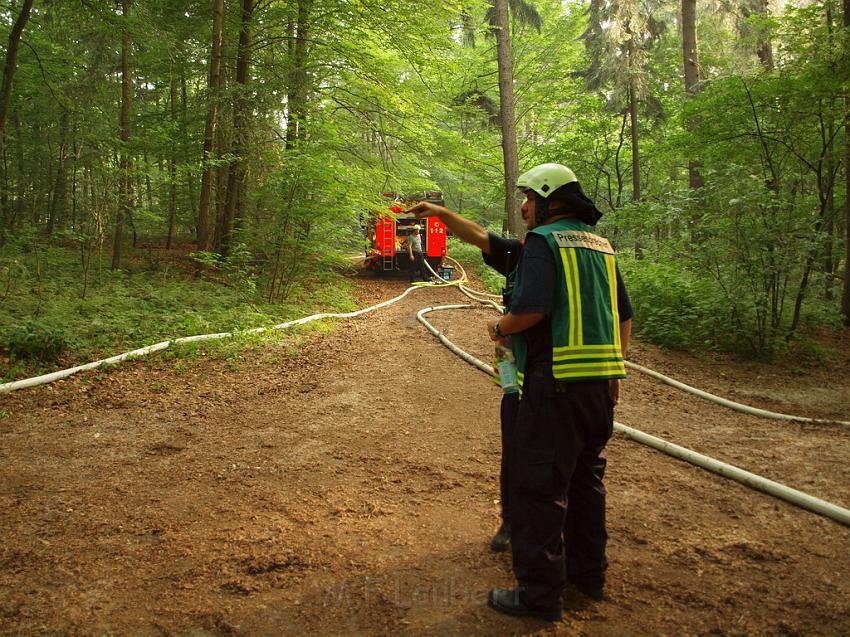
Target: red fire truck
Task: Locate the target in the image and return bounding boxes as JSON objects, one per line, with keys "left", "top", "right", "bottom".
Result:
{"left": 363, "top": 191, "right": 449, "bottom": 276}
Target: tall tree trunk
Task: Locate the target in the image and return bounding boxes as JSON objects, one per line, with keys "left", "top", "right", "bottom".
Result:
{"left": 681, "top": 0, "right": 703, "bottom": 189}
{"left": 825, "top": 0, "right": 837, "bottom": 301}
{"left": 628, "top": 84, "right": 640, "bottom": 202}
{"left": 751, "top": 0, "right": 774, "bottom": 71}
{"left": 198, "top": 0, "right": 225, "bottom": 252}
{"left": 0, "top": 0, "right": 33, "bottom": 137}
{"left": 112, "top": 0, "right": 133, "bottom": 270}
{"left": 286, "top": 0, "right": 312, "bottom": 149}
{"left": 221, "top": 0, "right": 253, "bottom": 257}
{"left": 842, "top": 0, "right": 850, "bottom": 325}
{"left": 167, "top": 68, "right": 177, "bottom": 250}
{"left": 824, "top": 188, "right": 835, "bottom": 300}
{"left": 71, "top": 125, "right": 80, "bottom": 231}
{"left": 180, "top": 67, "right": 197, "bottom": 234}
{"left": 0, "top": 0, "right": 33, "bottom": 246}
{"left": 0, "top": 124, "right": 8, "bottom": 245}
{"left": 214, "top": 154, "right": 228, "bottom": 248}
{"left": 625, "top": 19, "right": 641, "bottom": 203}
{"left": 492, "top": 0, "right": 521, "bottom": 236}
{"left": 47, "top": 109, "right": 69, "bottom": 237}
{"left": 12, "top": 112, "right": 24, "bottom": 233}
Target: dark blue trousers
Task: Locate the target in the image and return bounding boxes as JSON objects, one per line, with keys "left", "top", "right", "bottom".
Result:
{"left": 408, "top": 251, "right": 430, "bottom": 282}
{"left": 509, "top": 371, "right": 613, "bottom": 610}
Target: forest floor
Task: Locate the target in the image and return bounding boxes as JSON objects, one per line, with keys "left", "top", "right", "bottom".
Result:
{"left": 1, "top": 272, "right": 849, "bottom": 637}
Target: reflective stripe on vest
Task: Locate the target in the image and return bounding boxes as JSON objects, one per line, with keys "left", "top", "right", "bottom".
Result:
{"left": 540, "top": 219, "right": 626, "bottom": 382}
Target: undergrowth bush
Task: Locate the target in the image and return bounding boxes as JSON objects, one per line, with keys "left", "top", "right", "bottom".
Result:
{"left": 448, "top": 238, "right": 505, "bottom": 294}
{"left": 6, "top": 321, "right": 67, "bottom": 362}
{"left": 617, "top": 255, "right": 714, "bottom": 350}
{"left": 0, "top": 243, "right": 358, "bottom": 380}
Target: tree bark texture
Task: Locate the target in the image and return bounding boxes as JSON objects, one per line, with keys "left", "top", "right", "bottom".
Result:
{"left": 198, "top": 0, "right": 225, "bottom": 252}
{"left": 628, "top": 84, "right": 640, "bottom": 201}
{"left": 492, "top": 0, "right": 522, "bottom": 236}
{"left": 752, "top": 0, "right": 774, "bottom": 71}
{"left": 47, "top": 109, "right": 69, "bottom": 237}
{"left": 167, "top": 69, "right": 177, "bottom": 250}
{"left": 842, "top": 0, "right": 850, "bottom": 324}
{"left": 0, "top": 0, "right": 34, "bottom": 137}
{"left": 286, "top": 0, "right": 312, "bottom": 149}
{"left": 220, "top": 0, "right": 253, "bottom": 257}
{"left": 112, "top": 0, "right": 133, "bottom": 271}
{"left": 681, "top": 0, "right": 703, "bottom": 189}
{"left": 0, "top": 0, "right": 33, "bottom": 245}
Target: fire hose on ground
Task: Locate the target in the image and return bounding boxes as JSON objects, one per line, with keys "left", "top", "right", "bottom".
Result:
{"left": 432, "top": 258, "right": 850, "bottom": 429}
{"left": 2, "top": 267, "right": 848, "bottom": 527}
{"left": 414, "top": 303, "right": 850, "bottom": 528}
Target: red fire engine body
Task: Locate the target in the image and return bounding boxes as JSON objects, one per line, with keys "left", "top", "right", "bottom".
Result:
{"left": 364, "top": 191, "right": 449, "bottom": 276}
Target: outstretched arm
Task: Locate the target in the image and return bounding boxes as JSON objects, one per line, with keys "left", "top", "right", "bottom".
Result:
{"left": 407, "top": 201, "right": 491, "bottom": 254}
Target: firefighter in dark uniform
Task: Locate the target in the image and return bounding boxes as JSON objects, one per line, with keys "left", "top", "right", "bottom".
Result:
{"left": 412, "top": 163, "right": 632, "bottom": 622}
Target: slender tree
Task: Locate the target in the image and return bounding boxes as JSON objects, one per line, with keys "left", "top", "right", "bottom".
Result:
{"left": 198, "top": 0, "right": 225, "bottom": 252}
{"left": 492, "top": 0, "right": 522, "bottom": 235}
{"left": 584, "top": 0, "right": 659, "bottom": 203}
{"left": 167, "top": 64, "right": 178, "bottom": 250}
{"left": 681, "top": 0, "right": 703, "bottom": 189}
{"left": 627, "top": 40, "right": 640, "bottom": 201}
{"left": 219, "top": 0, "right": 253, "bottom": 256}
{"left": 741, "top": 0, "right": 775, "bottom": 71}
{"left": 0, "top": 0, "right": 33, "bottom": 136}
{"left": 285, "top": 0, "right": 312, "bottom": 149}
{"left": 842, "top": 0, "right": 850, "bottom": 324}
{"left": 112, "top": 0, "right": 133, "bottom": 270}
{"left": 0, "top": 0, "right": 34, "bottom": 244}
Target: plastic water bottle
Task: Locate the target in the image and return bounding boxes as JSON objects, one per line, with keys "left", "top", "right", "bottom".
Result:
{"left": 495, "top": 343, "right": 519, "bottom": 394}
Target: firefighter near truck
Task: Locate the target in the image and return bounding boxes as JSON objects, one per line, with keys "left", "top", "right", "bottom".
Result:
{"left": 363, "top": 191, "right": 451, "bottom": 279}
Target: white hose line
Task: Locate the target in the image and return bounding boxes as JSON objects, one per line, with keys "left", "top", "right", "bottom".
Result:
{"left": 459, "top": 292, "right": 502, "bottom": 313}
{"left": 416, "top": 304, "right": 850, "bottom": 528}
{"left": 0, "top": 285, "right": 427, "bottom": 395}
{"left": 440, "top": 265, "right": 848, "bottom": 426}
{"left": 416, "top": 304, "right": 496, "bottom": 376}
{"left": 443, "top": 255, "right": 502, "bottom": 301}
{"left": 7, "top": 264, "right": 845, "bottom": 431}
{"left": 625, "top": 362, "right": 850, "bottom": 427}
{"left": 615, "top": 424, "right": 850, "bottom": 526}
{"left": 458, "top": 283, "right": 499, "bottom": 304}
{"left": 423, "top": 254, "right": 503, "bottom": 304}
{"left": 438, "top": 285, "right": 849, "bottom": 428}
{"left": 427, "top": 256, "right": 503, "bottom": 310}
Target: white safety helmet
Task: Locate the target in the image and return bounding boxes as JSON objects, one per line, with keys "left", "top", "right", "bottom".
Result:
{"left": 413, "top": 224, "right": 421, "bottom": 231}
{"left": 516, "top": 163, "right": 578, "bottom": 199}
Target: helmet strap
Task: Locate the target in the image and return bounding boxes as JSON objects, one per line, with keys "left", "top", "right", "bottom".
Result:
{"left": 534, "top": 193, "right": 551, "bottom": 225}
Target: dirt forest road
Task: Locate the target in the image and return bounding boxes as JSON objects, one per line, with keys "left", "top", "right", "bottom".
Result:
{"left": 2, "top": 275, "right": 850, "bottom": 637}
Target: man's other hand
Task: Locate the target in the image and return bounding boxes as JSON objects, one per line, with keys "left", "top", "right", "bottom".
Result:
{"left": 608, "top": 379, "right": 620, "bottom": 405}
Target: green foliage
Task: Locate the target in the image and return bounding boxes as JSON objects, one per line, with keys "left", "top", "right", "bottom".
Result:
{"left": 5, "top": 321, "right": 68, "bottom": 363}
{"left": 0, "top": 244, "right": 358, "bottom": 380}
{"left": 618, "top": 254, "right": 712, "bottom": 350}
{"left": 0, "top": 0, "right": 845, "bottom": 365}
{"left": 189, "top": 244, "right": 258, "bottom": 297}
{"left": 448, "top": 238, "right": 504, "bottom": 295}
